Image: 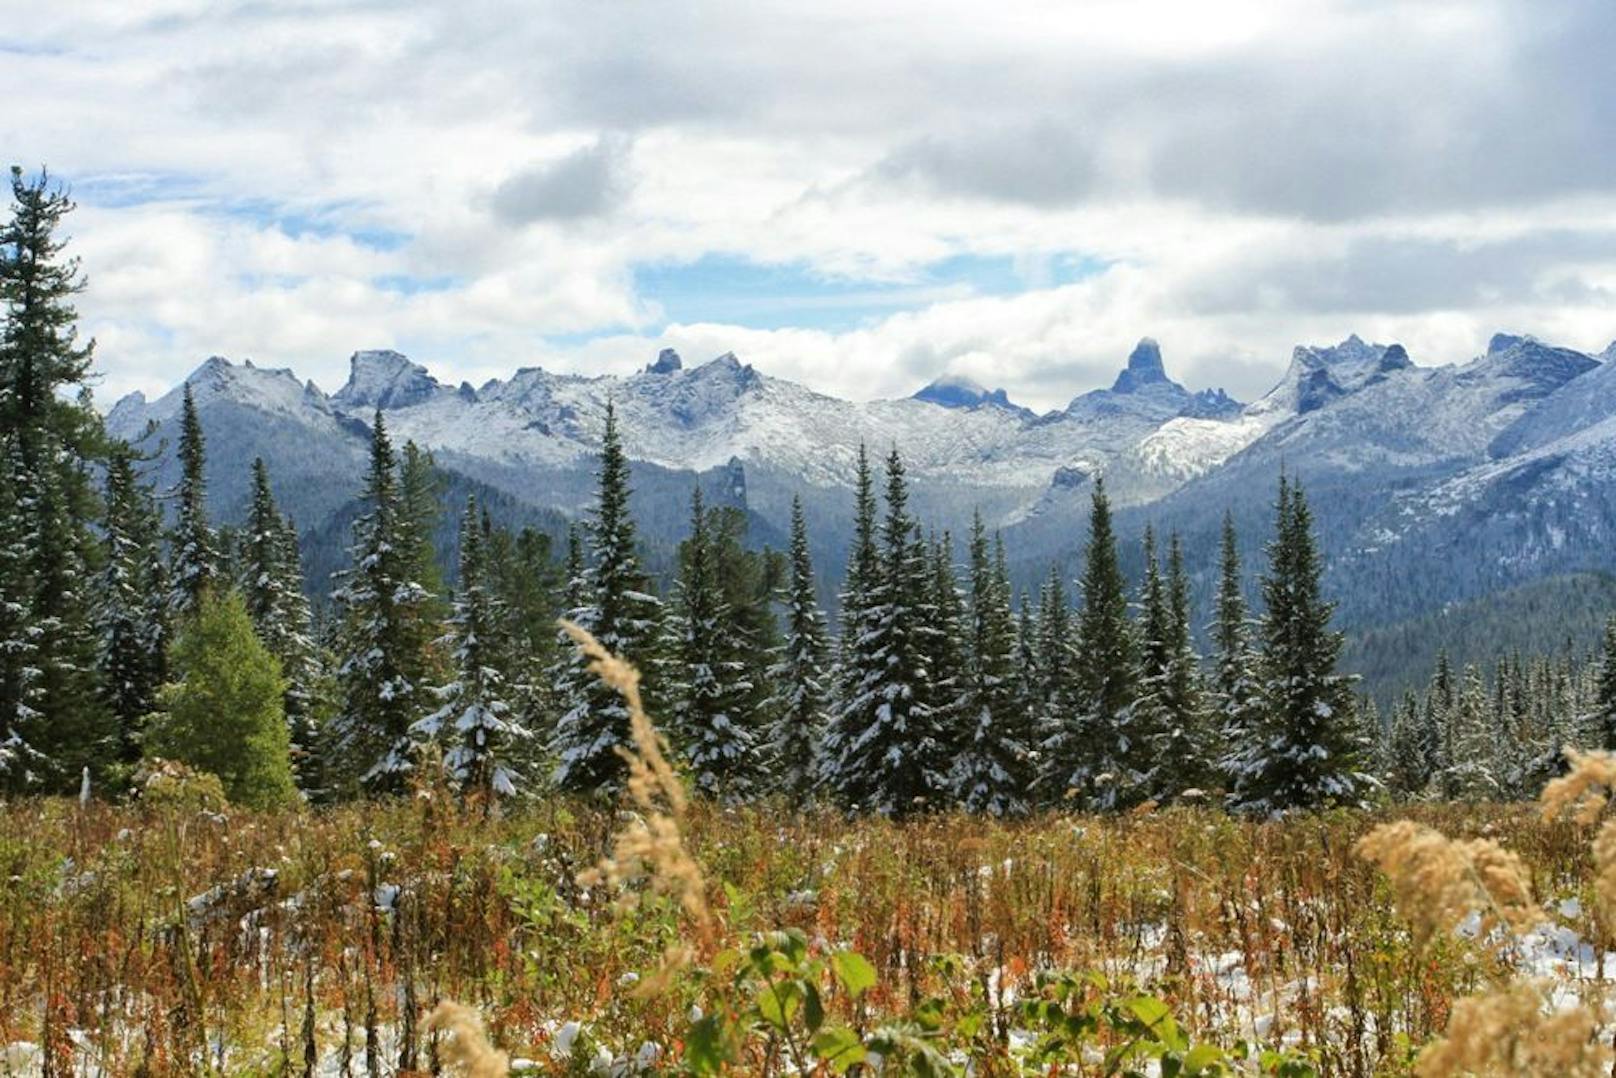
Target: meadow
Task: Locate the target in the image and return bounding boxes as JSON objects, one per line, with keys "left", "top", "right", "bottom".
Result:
{"left": 3, "top": 788, "right": 1610, "bottom": 1077}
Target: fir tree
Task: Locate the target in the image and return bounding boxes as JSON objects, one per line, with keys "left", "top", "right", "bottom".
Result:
{"left": 1443, "top": 664, "right": 1498, "bottom": 801}
{"left": 0, "top": 167, "right": 110, "bottom": 792}
{"left": 1227, "top": 476, "right": 1371, "bottom": 815}
{"left": 552, "top": 400, "right": 661, "bottom": 795}
{"left": 416, "top": 494, "right": 524, "bottom": 804}
{"left": 1151, "top": 534, "right": 1212, "bottom": 799}
{"left": 240, "top": 458, "right": 322, "bottom": 791}
{"left": 821, "top": 445, "right": 882, "bottom": 796}
{"left": 1592, "top": 617, "right": 1616, "bottom": 752}
{"left": 954, "top": 516, "right": 1032, "bottom": 816}
{"left": 1212, "top": 512, "right": 1260, "bottom": 794}
{"left": 823, "top": 448, "right": 948, "bottom": 815}
{"left": 1068, "top": 479, "right": 1138, "bottom": 809}
{"left": 330, "top": 412, "right": 435, "bottom": 795}
{"left": 147, "top": 589, "right": 296, "bottom": 810}
{"left": 1033, "top": 566, "right": 1079, "bottom": 802}
{"left": 168, "top": 385, "right": 216, "bottom": 618}
{"left": 1127, "top": 527, "right": 1170, "bottom": 800}
{"left": 766, "top": 495, "right": 831, "bottom": 799}
{"left": 921, "top": 532, "right": 970, "bottom": 772}
{"left": 97, "top": 444, "right": 167, "bottom": 767}
{"left": 664, "top": 488, "right": 760, "bottom": 800}
{"left": 1384, "top": 690, "right": 1429, "bottom": 798}
{"left": 0, "top": 436, "right": 43, "bottom": 792}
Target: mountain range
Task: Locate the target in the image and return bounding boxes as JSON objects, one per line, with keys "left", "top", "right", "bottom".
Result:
{"left": 105, "top": 328, "right": 1616, "bottom": 695}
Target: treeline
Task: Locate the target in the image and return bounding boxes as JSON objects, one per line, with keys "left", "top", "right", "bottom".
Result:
{"left": 2, "top": 167, "right": 1607, "bottom": 817}
{"left": 1372, "top": 639, "right": 1616, "bottom": 801}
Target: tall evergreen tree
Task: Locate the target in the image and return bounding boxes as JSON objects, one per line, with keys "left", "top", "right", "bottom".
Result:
{"left": 416, "top": 494, "right": 524, "bottom": 803}
{"left": 921, "top": 532, "right": 970, "bottom": 771}
{"left": 1212, "top": 513, "right": 1260, "bottom": 794}
{"left": 1592, "top": 617, "right": 1616, "bottom": 752}
{"left": 954, "top": 517, "right": 1032, "bottom": 815}
{"left": 823, "top": 448, "right": 948, "bottom": 815}
{"left": 1442, "top": 664, "right": 1498, "bottom": 800}
{"left": 330, "top": 412, "right": 436, "bottom": 795}
{"left": 552, "top": 400, "right": 661, "bottom": 795}
{"left": 1384, "top": 690, "right": 1430, "bottom": 799}
{"left": 97, "top": 445, "right": 168, "bottom": 767}
{"left": 1150, "top": 534, "right": 1212, "bottom": 799}
{"left": 0, "top": 167, "right": 110, "bottom": 792}
{"left": 1032, "top": 567, "right": 1079, "bottom": 801}
{"left": 0, "top": 437, "right": 43, "bottom": 792}
{"left": 767, "top": 496, "right": 831, "bottom": 798}
{"left": 664, "top": 487, "right": 759, "bottom": 800}
{"left": 822, "top": 445, "right": 882, "bottom": 795}
{"left": 1227, "top": 476, "right": 1371, "bottom": 815}
{"left": 167, "top": 385, "right": 215, "bottom": 618}
{"left": 240, "top": 458, "right": 321, "bottom": 791}
{"left": 1066, "top": 479, "right": 1138, "bottom": 809}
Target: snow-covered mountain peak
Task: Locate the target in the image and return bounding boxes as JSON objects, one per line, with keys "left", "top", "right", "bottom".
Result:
{"left": 646, "top": 348, "right": 683, "bottom": 374}
{"left": 1254, "top": 335, "right": 1413, "bottom": 416}
{"left": 1466, "top": 334, "right": 1597, "bottom": 399}
{"left": 912, "top": 373, "right": 1027, "bottom": 414}
{"left": 333, "top": 349, "right": 445, "bottom": 410}
{"left": 1111, "top": 337, "right": 1169, "bottom": 393}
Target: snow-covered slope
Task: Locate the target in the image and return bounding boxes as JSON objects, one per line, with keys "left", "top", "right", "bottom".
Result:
{"left": 105, "top": 327, "right": 1616, "bottom": 638}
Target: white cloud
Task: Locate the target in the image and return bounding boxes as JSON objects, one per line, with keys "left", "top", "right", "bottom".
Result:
{"left": 2, "top": 0, "right": 1613, "bottom": 412}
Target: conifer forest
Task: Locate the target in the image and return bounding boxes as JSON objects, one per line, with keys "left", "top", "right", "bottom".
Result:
{"left": 7, "top": 164, "right": 1616, "bottom": 1076}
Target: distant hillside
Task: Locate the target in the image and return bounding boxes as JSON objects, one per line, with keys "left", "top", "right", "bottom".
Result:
{"left": 1342, "top": 571, "right": 1616, "bottom": 705}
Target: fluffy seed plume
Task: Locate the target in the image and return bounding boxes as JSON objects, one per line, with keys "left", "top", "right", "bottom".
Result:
{"left": 425, "top": 1001, "right": 510, "bottom": 1078}
{"left": 1541, "top": 750, "right": 1616, "bottom": 921}
{"left": 1355, "top": 820, "right": 1539, "bottom": 945}
{"left": 561, "top": 620, "right": 715, "bottom": 993}
{"left": 1540, "top": 749, "right": 1616, "bottom": 825}
{"left": 1413, "top": 981, "right": 1607, "bottom": 1077}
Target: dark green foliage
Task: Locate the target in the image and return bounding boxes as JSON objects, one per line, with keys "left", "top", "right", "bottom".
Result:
{"left": 1068, "top": 479, "right": 1139, "bottom": 809}
{"left": 768, "top": 496, "right": 831, "bottom": 798}
{"left": 1227, "top": 477, "right": 1371, "bottom": 815}
{"left": 97, "top": 445, "right": 169, "bottom": 768}
{"left": 552, "top": 400, "right": 661, "bottom": 795}
{"left": 330, "top": 412, "right": 439, "bottom": 795}
{"left": 168, "top": 385, "right": 217, "bottom": 618}
{"left": 954, "top": 516, "right": 1032, "bottom": 816}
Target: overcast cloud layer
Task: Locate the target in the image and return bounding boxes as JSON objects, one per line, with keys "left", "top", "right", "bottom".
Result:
{"left": 4, "top": 0, "right": 1615, "bottom": 410}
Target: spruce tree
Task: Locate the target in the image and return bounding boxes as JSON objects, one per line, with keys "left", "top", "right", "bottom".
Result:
{"left": 0, "top": 436, "right": 43, "bottom": 792}
{"left": 821, "top": 445, "right": 882, "bottom": 796}
{"left": 552, "top": 400, "right": 661, "bottom": 795}
{"left": 1151, "top": 534, "right": 1212, "bottom": 799}
{"left": 1385, "top": 690, "right": 1429, "bottom": 799}
{"left": 663, "top": 487, "right": 759, "bottom": 800}
{"left": 168, "top": 385, "right": 216, "bottom": 618}
{"left": 1033, "top": 567, "right": 1080, "bottom": 802}
{"left": 766, "top": 495, "right": 831, "bottom": 799}
{"left": 1067, "top": 479, "right": 1138, "bottom": 809}
{"left": 823, "top": 448, "right": 948, "bottom": 815}
{"left": 240, "top": 458, "right": 322, "bottom": 791}
{"left": 1227, "top": 476, "right": 1371, "bottom": 815}
{"left": 0, "top": 167, "right": 110, "bottom": 792}
{"left": 147, "top": 589, "right": 296, "bottom": 810}
{"left": 416, "top": 494, "right": 524, "bottom": 803}
{"left": 1127, "top": 527, "right": 1170, "bottom": 800}
{"left": 97, "top": 444, "right": 168, "bottom": 767}
{"left": 1443, "top": 665, "right": 1498, "bottom": 801}
{"left": 330, "top": 412, "right": 435, "bottom": 795}
{"left": 954, "top": 517, "right": 1032, "bottom": 816}
{"left": 922, "top": 532, "right": 970, "bottom": 776}
{"left": 1212, "top": 513, "right": 1260, "bottom": 794}
{"left": 1593, "top": 617, "right": 1616, "bottom": 752}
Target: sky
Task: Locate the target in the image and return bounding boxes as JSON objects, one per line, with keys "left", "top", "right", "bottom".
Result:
{"left": 3, "top": 0, "right": 1615, "bottom": 412}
